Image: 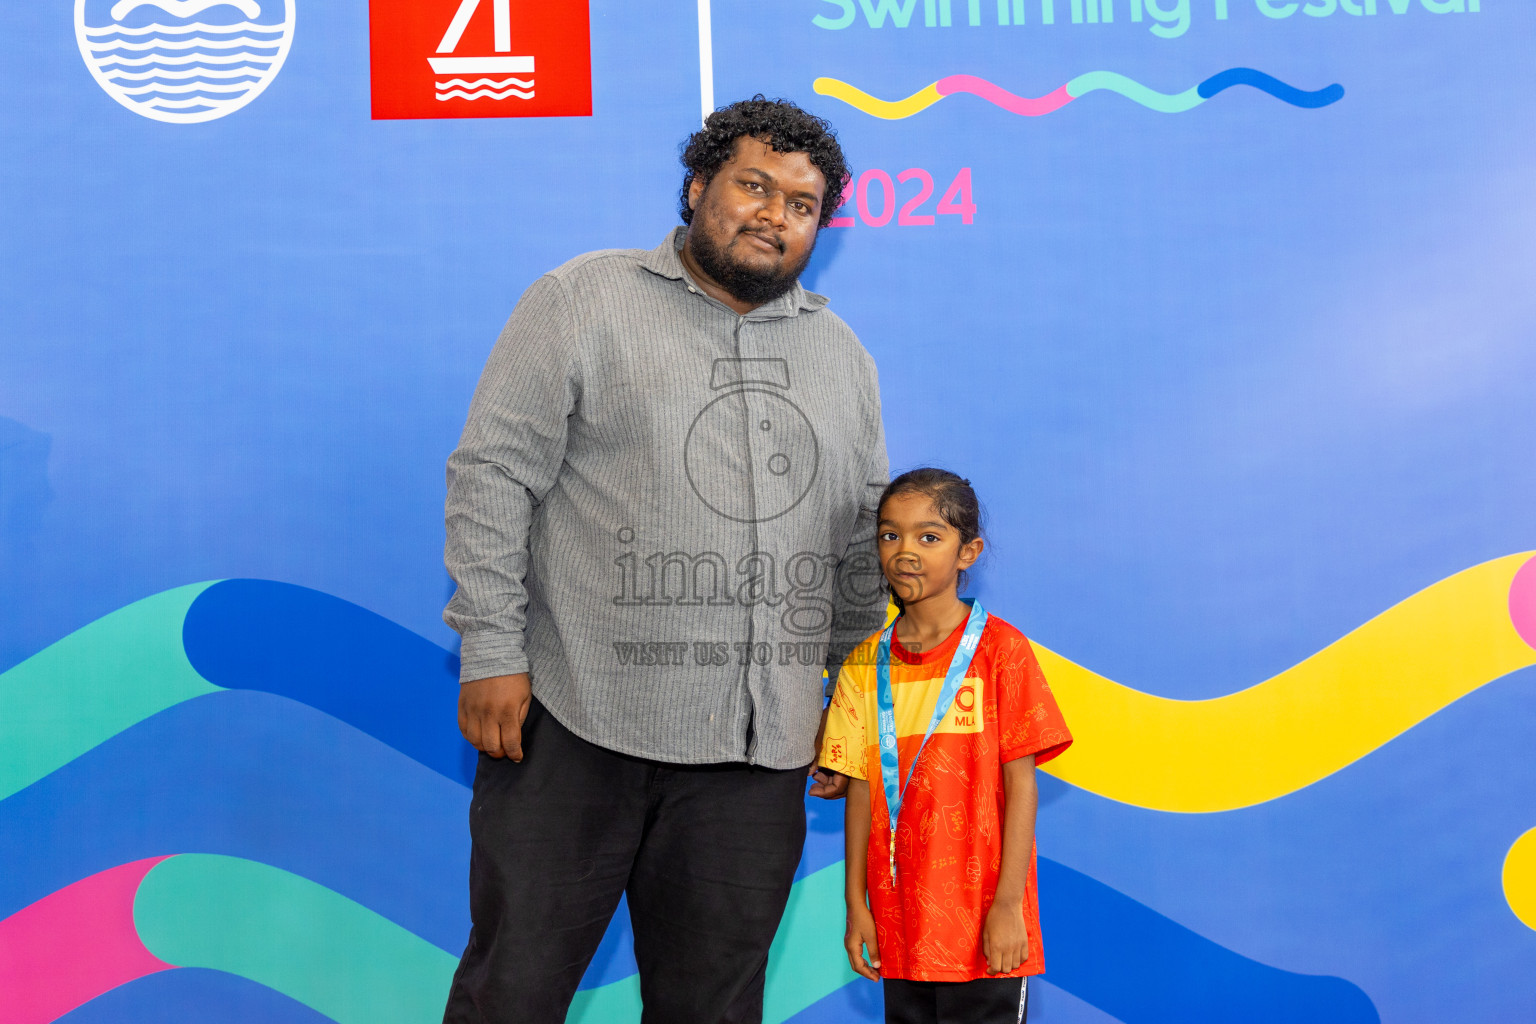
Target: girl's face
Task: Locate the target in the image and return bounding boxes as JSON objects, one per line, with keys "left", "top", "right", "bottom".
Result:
{"left": 877, "top": 490, "right": 984, "bottom": 606}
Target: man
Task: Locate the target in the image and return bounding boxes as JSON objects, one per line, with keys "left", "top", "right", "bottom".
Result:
{"left": 441, "top": 97, "right": 888, "bottom": 1024}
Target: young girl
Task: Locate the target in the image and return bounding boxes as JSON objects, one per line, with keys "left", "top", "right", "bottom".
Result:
{"left": 819, "top": 468, "right": 1072, "bottom": 1024}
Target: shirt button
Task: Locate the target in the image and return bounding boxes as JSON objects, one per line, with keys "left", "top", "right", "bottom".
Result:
{"left": 687, "top": 286, "right": 696, "bottom": 293}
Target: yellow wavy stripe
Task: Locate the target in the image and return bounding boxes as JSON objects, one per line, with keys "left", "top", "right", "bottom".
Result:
{"left": 812, "top": 77, "right": 942, "bottom": 120}
{"left": 1503, "top": 827, "right": 1536, "bottom": 931}
{"left": 1035, "top": 553, "right": 1536, "bottom": 813}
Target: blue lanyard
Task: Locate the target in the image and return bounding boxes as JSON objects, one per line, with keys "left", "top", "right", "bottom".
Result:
{"left": 875, "top": 600, "right": 988, "bottom": 879}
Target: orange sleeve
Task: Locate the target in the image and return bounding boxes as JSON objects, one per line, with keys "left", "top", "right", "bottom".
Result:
{"left": 819, "top": 655, "right": 871, "bottom": 780}
{"left": 996, "top": 633, "right": 1073, "bottom": 767}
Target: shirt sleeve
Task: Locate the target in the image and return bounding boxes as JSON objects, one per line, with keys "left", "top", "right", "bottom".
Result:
{"left": 825, "top": 360, "right": 890, "bottom": 686}
{"left": 443, "top": 274, "right": 580, "bottom": 683}
{"left": 819, "top": 655, "right": 871, "bottom": 780}
{"left": 996, "top": 633, "right": 1073, "bottom": 767}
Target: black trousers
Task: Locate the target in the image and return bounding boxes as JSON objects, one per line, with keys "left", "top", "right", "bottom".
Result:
{"left": 442, "top": 698, "right": 808, "bottom": 1024}
{"left": 884, "top": 976, "right": 1029, "bottom": 1024}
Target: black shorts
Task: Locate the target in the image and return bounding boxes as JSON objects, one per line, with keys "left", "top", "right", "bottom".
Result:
{"left": 883, "top": 975, "right": 1029, "bottom": 1024}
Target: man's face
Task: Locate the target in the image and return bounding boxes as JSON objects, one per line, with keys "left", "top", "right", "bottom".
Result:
{"left": 683, "top": 136, "right": 826, "bottom": 308}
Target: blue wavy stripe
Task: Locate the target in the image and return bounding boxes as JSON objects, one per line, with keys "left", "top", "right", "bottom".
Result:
{"left": 60, "top": 967, "right": 331, "bottom": 1024}
{"left": 1037, "top": 667, "right": 1536, "bottom": 1023}
{"left": 5, "top": 580, "right": 1382, "bottom": 1020}
{"left": 0, "top": 690, "right": 471, "bottom": 951}
{"left": 181, "top": 579, "right": 850, "bottom": 882}
{"left": 1038, "top": 858, "right": 1377, "bottom": 1023}
{"left": 183, "top": 580, "right": 473, "bottom": 785}
{"left": 781, "top": 974, "right": 882, "bottom": 1023}
{"left": 779, "top": 856, "right": 1378, "bottom": 1024}
{"left": 126, "top": 90, "right": 256, "bottom": 101}
{"left": 0, "top": 692, "right": 1379, "bottom": 1021}
{"left": 1197, "top": 68, "right": 1344, "bottom": 108}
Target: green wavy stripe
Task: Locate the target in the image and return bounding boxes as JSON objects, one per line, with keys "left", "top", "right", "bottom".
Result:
{"left": 568, "top": 974, "right": 642, "bottom": 1023}
{"left": 764, "top": 862, "right": 860, "bottom": 1021}
{"left": 566, "top": 862, "right": 853, "bottom": 1024}
{"left": 132, "top": 854, "right": 852, "bottom": 1024}
{"left": 135, "top": 854, "right": 458, "bottom": 1024}
{"left": 0, "top": 582, "right": 220, "bottom": 800}
{"left": 1067, "top": 71, "right": 1203, "bottom": 112}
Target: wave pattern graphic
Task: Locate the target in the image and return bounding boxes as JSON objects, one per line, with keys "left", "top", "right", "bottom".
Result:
{"left": 87, "top": 36, "right": 282, "bottom": 50}
{"left": 94, "top": 51, "right": 272, "bottom": 66}
{"left": 110, "top": 0, "right": 262, "bottom": 17}
{"left": 435, "top": 87, "right": 536, "bottom": 101}
{"left": 435, "top": 77, "right": 534, "bottom": 90}
{"left": 1037, "top": 860, "right": 1377, "bottom": 1023}
{"left": 0, "top": 847, "right": 1380, "bottom": 1024}
{"left": 83, "top": 20, "right": 274, "bottom": 35}
{"left": 58, "top": 968, "right": 330, "bottom": 1024}
{"left": 0, "top": 858, "right": 172, "bottom": 1024}
{"left": 1036, "top": 553, "right": 1536, "bottom": 812}
{"left": 106, "top": 66, "right": 265, "bottom": 79}
{"left": 433, "top": 76, "right": 536, "bottom": 102}
{"left": 74, "top": 0, "right": 294, "bottom": 124}
{"left": 9, "top": 558, "right": 1530, "bottom": 810}
{"left": 812, "top": 67, "right": 1344, "bottom": 120}
{"left": 0, "top": 580, "right": 1388, "bottom": 1022}
{"left": 1, "top": 849, "right": 1374, "bottom": 1024}
{"left": 0, "top": 855, "right": 454, "bottom": 1024}
{"left": 1506, "top": 826, "right": 1536, "bottom": 932}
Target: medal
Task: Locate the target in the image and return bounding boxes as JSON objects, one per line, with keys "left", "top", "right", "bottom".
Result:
{"left": 874, "top": 600, "right": 987, "bottom": 880}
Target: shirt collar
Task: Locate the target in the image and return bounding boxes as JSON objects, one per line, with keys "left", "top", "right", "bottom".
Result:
{"left": 641, "top": 226, "right": 829, "bottom": 318}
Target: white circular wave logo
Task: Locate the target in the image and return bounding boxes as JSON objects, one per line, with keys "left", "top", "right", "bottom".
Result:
{"left": 74, "top": 0, "right": 295, "bottom": 124}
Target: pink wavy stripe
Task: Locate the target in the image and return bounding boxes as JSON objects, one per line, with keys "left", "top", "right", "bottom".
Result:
{"left": 0, "top": 857, "right": 174, "bottom": 1024}
{"left": 935, "top": 74, "right": 1074, "bottom": 116}
{"left": 1511, "top": 555, "right": 1536, "bottom": 651}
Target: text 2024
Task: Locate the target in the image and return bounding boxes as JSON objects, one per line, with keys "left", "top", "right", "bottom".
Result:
{"left": 830, "top": 167, "right": 975, "bottom": 227}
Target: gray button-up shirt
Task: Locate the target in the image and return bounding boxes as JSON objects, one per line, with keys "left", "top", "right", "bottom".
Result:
{"left": 444, "top": 229, "right": 888, "bottom": 768}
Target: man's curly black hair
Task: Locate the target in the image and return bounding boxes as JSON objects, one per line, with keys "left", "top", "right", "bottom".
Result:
{"left": 679, "top": 96, "right": 849, "bottom": 229}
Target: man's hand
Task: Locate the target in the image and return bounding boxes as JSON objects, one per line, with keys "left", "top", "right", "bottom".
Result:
{"left": 458, "top": 673, "right": 532, "bottom": 761}
{"left": 844, "top": 903, "right": 882, "bottom": 981}
{"left": 808, "top": 766, "right": 849, "bottom": 799}
{"left": 807, "top": 703, "right": 849, "bottom": 798}
{"left": 981, "top": 899, "right": 1029, "bottom": 975}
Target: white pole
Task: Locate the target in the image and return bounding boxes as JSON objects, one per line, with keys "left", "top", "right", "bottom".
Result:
{"left": 696, "top": 0, "right": 714, "bottom": 124}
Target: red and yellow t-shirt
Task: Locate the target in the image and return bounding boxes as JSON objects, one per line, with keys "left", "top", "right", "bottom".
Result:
{"left": 820, "top": 613, "right": 1071, "bottom": 982}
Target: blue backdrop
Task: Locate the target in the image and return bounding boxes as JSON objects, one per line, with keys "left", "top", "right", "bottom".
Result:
{"left": 3, "top": 2, "right": 1535, "bottom": 1022}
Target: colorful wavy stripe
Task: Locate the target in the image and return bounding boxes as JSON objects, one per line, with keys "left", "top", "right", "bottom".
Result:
{"left": 0, "top": 858, "right": 172, "bottom": 1024}
{"left": 0, "top": 579, "right": 468, "bottom": 802}
{"left": 58, "top": 967, "right": 330, "bottom": 1024}
{"left": 812, "top": 67, "right": 1344, "bottom": 120}
{"left": 0, "top": 691, "right": 471, "bottom": 950}
{"left": 0, "top": 580, "right": 1390, "bottom": 1022}
{"left": 0, "top": 582, "right": 218, "bottom": 801}
{"left": 1038, "top": 859, "right": 1377, "bottom": 1023}
{"left": 1037, "top": 553, "right": 1536, "bottom": 812}
{"left": 2, "top": 851, "right": 1375, "bottom": 1024}
{"left": 8, "top": 556, "right": 1530, "bottom": 813}
{"left": 1505, "top": 827, "right": 1536, "bottom": 932}
{"left": 0, "top": 855, "right": 455, "bottom": 1024}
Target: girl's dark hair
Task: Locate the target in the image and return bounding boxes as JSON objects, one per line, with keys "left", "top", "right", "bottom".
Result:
{"left": 877, "top": 468, "right": 986, "bottom": 601}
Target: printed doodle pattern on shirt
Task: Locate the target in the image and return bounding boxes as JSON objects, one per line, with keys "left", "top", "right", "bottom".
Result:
{"left": 821, "top": 614, "right": 1071, "bottom": 982}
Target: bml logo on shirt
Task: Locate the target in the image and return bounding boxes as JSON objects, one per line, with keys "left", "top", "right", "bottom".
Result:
{"left": 369, "top": 0, "right": 590, "bottom": 119}
{"left": 938, "top": 680, "right": 984, "bottom": 735}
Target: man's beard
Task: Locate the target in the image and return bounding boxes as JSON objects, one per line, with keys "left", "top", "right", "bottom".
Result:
{"left": 687, "top": 219, "right": 815, "bottom": 307}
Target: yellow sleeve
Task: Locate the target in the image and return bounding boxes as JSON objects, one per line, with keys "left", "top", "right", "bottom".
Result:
{"left": 819, "top": 657, "right": 870, "bottom": 780}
